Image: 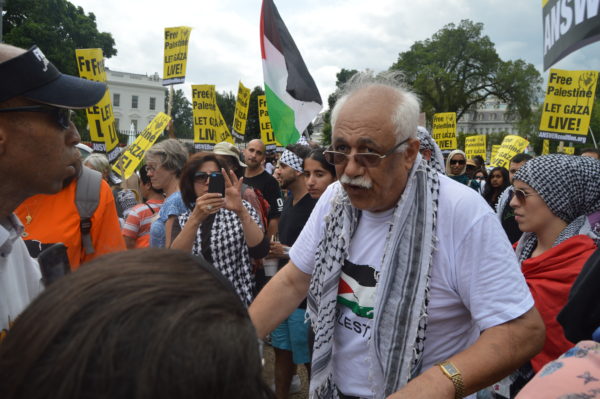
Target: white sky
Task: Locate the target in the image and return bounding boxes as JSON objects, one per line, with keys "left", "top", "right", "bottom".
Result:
{"left": 71, "top": 0, "right": 600, "bottom": 108}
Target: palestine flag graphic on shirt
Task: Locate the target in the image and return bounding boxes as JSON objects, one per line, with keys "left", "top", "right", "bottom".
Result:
{"left": 260, "top": 0, "right": 322, "bottom": 146}
{"left": 337, "top": 260, "right": 377, "bottom": 319}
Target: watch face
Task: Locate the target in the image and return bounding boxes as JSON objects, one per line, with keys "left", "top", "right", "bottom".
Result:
{"left": 444, "top": 363, "right": 458, "bottom": 375}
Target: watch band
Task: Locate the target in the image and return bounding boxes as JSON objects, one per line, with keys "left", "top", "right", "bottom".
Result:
{"left": 437, "top": 361, "right": 465, "bottom": 399}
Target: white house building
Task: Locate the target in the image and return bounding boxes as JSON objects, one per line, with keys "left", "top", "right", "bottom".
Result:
{"left": 106, "top": 69, "right": 167, "bottom": 139}
{"left": 457, "top": 96, "right": 520, "bottom": 135}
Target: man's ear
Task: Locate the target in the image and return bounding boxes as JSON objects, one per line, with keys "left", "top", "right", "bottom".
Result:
{"left": 401, "top": 138, "right": 420, "bottom": 169}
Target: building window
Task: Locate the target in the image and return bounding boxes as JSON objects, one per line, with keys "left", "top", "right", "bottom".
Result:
{"left": 113, "top": 93, "right": 120, "bottom": 107}
{"left": 131, "top": 120, "right": 138, "bottom": 131}
{"left": 149, "top": 97, "right": 156, "bottom": 110}
{"left": 132, "top": 95, "right": 138, "bottom": 109}
{"left": 114, "top": 118, "right": 120, "bottom": 130}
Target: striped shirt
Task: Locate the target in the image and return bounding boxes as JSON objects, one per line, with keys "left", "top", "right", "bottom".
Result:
{"left": 122, "top": 199, "right": 163, "bottom": 248}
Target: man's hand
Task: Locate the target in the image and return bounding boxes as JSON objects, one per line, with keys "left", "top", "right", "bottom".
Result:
{"left": 388, "top": 307, "right": 544, "bottom": 399}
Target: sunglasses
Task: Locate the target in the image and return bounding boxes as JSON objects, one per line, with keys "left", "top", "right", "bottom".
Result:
{"left": 194, "top": 171, "right": 221, "bottom": 183}
{"left": 0, "top": 105, "right": 73, "bottom": 129}
{"left": 513, "top": 188, "right": 538, "bottom": 203}
{"left": 449, "top": 159, "right": 466, "bottom": 165}
{"left": 324, "top": 138, "right": 409, "bottom": 168}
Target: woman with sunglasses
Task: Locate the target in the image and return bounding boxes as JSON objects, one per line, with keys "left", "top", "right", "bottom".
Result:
{"left": 171, "top": 153, "right": 269, "bottom": 306}
{"left": 304, "top": 148, "right": 337, "bottom": 199}
{"left": 445, "top": 149, "right": 479, "bottom": 191}
{"left": 482, "top": 166, "right": 510, "bottom": 209}
{"left": 509, "top": 154, "right": 600, "bottom": 374}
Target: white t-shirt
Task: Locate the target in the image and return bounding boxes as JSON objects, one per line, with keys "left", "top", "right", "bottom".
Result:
{"left": 0, "top": 215, "right": 43, "bottom": 336}
{"left": 290, "top": 175, "right": 534, "bottom": 398}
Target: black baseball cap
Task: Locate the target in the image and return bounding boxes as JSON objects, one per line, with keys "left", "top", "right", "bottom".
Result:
{"left": 0, "top": 45, "right": 107, "bottom": 108}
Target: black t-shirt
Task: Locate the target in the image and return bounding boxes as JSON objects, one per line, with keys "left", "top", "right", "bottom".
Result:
{"left": 279, "top": 193, "right": 317, "bottom": 248}
{"left": 278, "top": 192, "right": 317, "bottom": 309}
{"left": 244, "top": 170, "right": 283, "bottom": 220}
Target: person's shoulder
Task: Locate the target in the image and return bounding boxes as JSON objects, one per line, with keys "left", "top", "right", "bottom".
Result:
{"left": 437, "top": 173, "right": 492, "bottom": 220}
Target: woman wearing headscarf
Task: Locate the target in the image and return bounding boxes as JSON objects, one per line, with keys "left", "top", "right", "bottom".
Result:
{"left": 510, "top": 154, "right": 600, "bottom": 372}
{"left": 445, "top": 149, "right": 479, "bottom": 191}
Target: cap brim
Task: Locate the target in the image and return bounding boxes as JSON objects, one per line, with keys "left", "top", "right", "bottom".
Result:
{"left": 23, "top": 74, "right": 107, "bottom": 109}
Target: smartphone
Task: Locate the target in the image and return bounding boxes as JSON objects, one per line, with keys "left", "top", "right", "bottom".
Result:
{"left": 208, "top": 172, "right": 225, "bottom": 196}
{"left": 38, "top": 243, "right": 71, "bottom": 286}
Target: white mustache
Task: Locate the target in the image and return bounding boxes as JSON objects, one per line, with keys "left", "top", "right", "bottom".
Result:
{"left": 340, "top": 174, "right": 372, "bottom": 189}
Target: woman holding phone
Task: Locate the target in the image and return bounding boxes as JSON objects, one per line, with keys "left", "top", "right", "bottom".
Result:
{"left": 171, "top": 153, "right": 269, "bottom": 305}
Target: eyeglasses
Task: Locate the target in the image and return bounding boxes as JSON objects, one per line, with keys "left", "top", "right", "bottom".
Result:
{"left": 450, "top": 159, "right": 466, "bottom": 165}
{"left": 513, "top": 188, "right": 538, "bottom": 203}
{"left": 145, "top": 164, "right": 160, "bottom": 173}
{"left": 324, "top": 138, "right": 409, "bottom": 168}
{"left": 0, "top": 105, "right": 73, "bottom": 129}
{"left": 194, "top": 171, "right": 221, "bottom": 183}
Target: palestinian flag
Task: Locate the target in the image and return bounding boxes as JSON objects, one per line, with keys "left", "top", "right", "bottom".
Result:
{"left": 260, "top": 0, "right": 322, "bottom": 146}
{"left": 337, "top": 260, "right": 377, "bottom": 319}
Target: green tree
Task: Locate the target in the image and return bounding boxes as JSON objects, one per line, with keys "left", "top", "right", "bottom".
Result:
{"left": 216, "top": 90, "right": 236, "bottom": 132}
{"left": 245, "top": 86, "right": 265, "bottom": 142}
{"left": 391, "top": 20, "right": 542, "bottom": 125}
{"left": 165, "top": 89, "right": 193, "bottom": 140}
{"left": 3, "top": 0, "right": 117, "bottom": 76}
{"left": 321, "top": 68, "right": 359, "bottom": 144}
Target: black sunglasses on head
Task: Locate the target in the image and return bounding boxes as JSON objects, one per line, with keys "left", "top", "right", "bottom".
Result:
{"left": 194, "top": 171, "right": 221, "bottom": 183}
{"left": 0, "top": 105, "right": 73, "bottom": 129}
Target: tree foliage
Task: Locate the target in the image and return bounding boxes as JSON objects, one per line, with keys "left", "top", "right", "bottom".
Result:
{"left": 391, "top": 20, "right": 542, "bottom": 125}
{"left": 165, "top": 89, "right": 193, "bottom": 140}
{"left": 3, "top": 0, "right": 117, "bottom": 76}
{"left": 321, "top": 68, "right": 359, "bottom": 144}
{"left": 245, "top": 86, "right": 265, "bottom": 142}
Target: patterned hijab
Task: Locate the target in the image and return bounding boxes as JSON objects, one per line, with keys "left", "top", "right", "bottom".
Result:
{"left": 445, "top": 149, "right": 467, "bottom": 176}
{"left": 513, "top": 154, "right": 600, "bottom": 261}
{"left": 513, "top": 154, "right": 600, "bottom": 223}
{"left": 417, "top": 126, "right": 445, "bottom": 174}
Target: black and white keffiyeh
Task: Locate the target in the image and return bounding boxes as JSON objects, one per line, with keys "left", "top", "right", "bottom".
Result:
{"left": 280, "top": 149, "right": 304, "bottom": 172}
{"left": 307, "top": 153, "right": 440, "bottom": 398}
{"left": 417, "top": 126, "right": 445, "bottom": 174}
{"left": 179, "top": 200, "right": 260, "bottom": 306}
{"left": 513, "top": 154, "right": 600, "bottom": 261}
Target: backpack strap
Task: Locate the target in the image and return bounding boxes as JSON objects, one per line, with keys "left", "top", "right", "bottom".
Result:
{"left": 75, "top": 166, "right": 102, "bottom": 255}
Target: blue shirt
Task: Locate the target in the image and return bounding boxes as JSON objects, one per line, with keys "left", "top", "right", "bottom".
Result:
{"left": 149, "top": 191, "right": 187, "bottom": 248}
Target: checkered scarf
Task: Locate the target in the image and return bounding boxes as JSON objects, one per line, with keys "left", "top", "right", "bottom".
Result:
{"left": 417, "top": 126, "right": 445, "bottom": 174}
{"left": 178, "top": 200, "right": 259, "bottom": 306}
{"left": 280, "top": 149, "right": 304, "bottom": 172}
{"left": 514, "top": 154, "right": 600, "bottom": 261}
{"left": 307, "top": 154, "right": 440, "bottom": 398}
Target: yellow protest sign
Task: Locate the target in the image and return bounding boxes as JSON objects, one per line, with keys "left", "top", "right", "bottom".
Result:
{"left": 75, "top": 48, "right": 120, "bottom": 162}
{"left": 215, "top": 104, "right": 234, "bottom": 144}
{"left": 432, "top": 112, "right": 457, "bottom": 150}
{"left": 232, "top": 81, "right": 251, "bottom": 141}
{"left": 192, "top": 85, "right": 219, "bottom": 151}
{"left": 465, "top": 135, "right": 487, "bottom": 160}
{"left": 542, "top": 139, "right": 550, "bottom": 155}
{"left": 111, "top": 112, "right": 171, "bottom": 179}
{"left": 490, "top": 135, "right": 529, "bottom": 168}
{"left": 258, "top": 95, "right": 277, "bottom": 151}
{"left": 562, "top": 146, "right": 575, "bottom": 155}
{"left": 539, "top": 69, "right": 598, "bottom": 143}
{"left": 490, "top": 145, "right": 501, "bottom": 162}
{"left": 163, "top": 26, "right": 192, "bottom": 86}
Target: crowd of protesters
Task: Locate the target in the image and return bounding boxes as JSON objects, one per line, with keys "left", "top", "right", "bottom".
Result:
{"left": 1, "top": 43, "right": 600, "bottom": 399}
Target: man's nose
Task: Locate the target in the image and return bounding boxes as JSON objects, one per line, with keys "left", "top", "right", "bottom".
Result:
{"left": 66, "top": 122, "right": 81, "bottom": 145}
{"left": 343, "top": 153, "right": 364, "bottom": 178}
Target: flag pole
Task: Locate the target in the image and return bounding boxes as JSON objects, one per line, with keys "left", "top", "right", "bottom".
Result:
{"left": 590, "top": 127, "right": 598, "bottom": 149}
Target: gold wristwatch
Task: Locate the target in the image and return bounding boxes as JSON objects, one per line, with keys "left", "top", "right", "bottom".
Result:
{"left": 437, "top": 361, "right": 465, "bottom": 399}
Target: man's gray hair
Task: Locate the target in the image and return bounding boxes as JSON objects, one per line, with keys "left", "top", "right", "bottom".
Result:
{"left": 331, "top": 70, "right": 421, "bottom": 152}
{"left": 145, "top": 139, "right": 188, "bottom": 177}
{"left": 83, "top": 153, "right": 110, "bottom": 178}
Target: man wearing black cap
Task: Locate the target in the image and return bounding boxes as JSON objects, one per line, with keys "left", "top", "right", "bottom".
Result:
{"left": 0, "top": 44, "right": 106, "bottom": 337}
